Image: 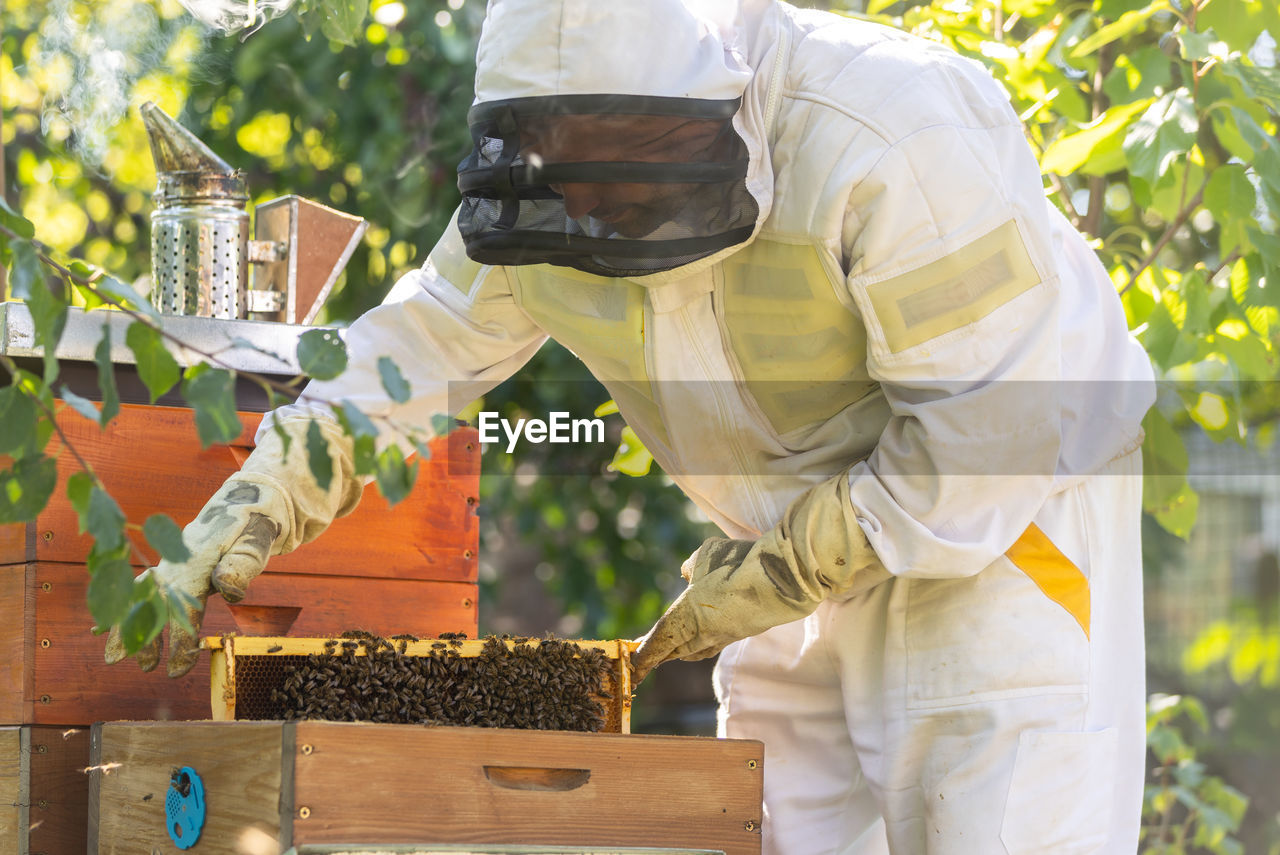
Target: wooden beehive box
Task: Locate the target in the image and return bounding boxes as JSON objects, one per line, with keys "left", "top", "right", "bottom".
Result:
{"left": 0, "top": 404, "right": 481, "bottom": 725}
{"left": 205, "top": 636, "right": 640, "bottom": 733}
{"left": 281, "top": 847, "right": 726, "bottom": 854}
{"left": 89, "top": 722, "right": 764, "bottom": 855}
{"left": 0, "top": 725, "right": 91, "bottom": 855}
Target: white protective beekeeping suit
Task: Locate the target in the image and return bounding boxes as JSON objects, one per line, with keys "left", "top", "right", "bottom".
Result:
{"left": 126, "top": 1, "right": 1156, "bottom": 851}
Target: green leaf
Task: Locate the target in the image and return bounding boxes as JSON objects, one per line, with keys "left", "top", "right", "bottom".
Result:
{"left": 318, "top": 0, "right": 369, "bottom": 45}
{"left": 93, "top": 274, "right": 160, "bottom": 321}
{"left": 296, "top": 329, "right": 348, "bottom": 380}
{"left": 117, "top": 594, "right": 164, "bottom": 654}
{"left": 377, "top": 355, "right": 412, "bottom": 403}
{"left": 1201, "top": 777, "right": 1249, "bottom": 826}
{"left": 86, "top": 486, "right": 127, "bottom": 552}
{"left": 1178, "top": 28, "right": 1227, "bottom": 62}
{"left": 1040, "top": 98, "right": 1153, "bottom": 176}
{"left": 1138, "top": 299, "right": 1180, "bottom": 368}
{"left": 1148, "top": 723, "right": 1189, "bottom": 764}
{"left": 229, "top": 337, "right": 290, "bottom": 365}
{"left": 271, "top": 417, "right": 294, "bottom": 458}
{"left": 1204, "top": 165, "right": 1258, "bottom": 221}
{"left": 1148, "top": 160, "right": 1207, "bottom": 223}
{"left": 607, "top": 425, "right": 654, "bottom": 477}
{"left": 374, "top": 444, "right": 418, "bottom": 506}
{"left": 430, "top": 413, "right": 453, "bottom": 436}
{"left": 1204, "top": 165, "right": 1259, "bottom": 256}
{"left": 0, "top": 455, "right": 59, "bottom": 524}
{"left": 0, "top": 383, "right": 38, "bottom": 456}
{"left": 1198, "top": 0, "right": 1280, "bottom": 52}
{"left": 1229, "top": 107, "right": 1280, "bottom": 214}
{"left": 1123, "top": 89, "right": 1199, "bottom": 186}
{"left": 1071, "top": 0, "right": 1170, "bottom": 57}
{"left": 1142, "top": 408, "right": 1189, "bottom": 483}
{"left": 1175, "top": 269, "right": 1210, "bottom": 334}
{"left": 126, "top": 322, "right": 180, "bottom": 403}
{"left": 143, "top": 513, "right": 191, "bottom": 563}
{"left": 181, "top": 364, "right": 242, "bottom": 448}
{"left": 1173, "top": 759, "right": 1207, "bottom": 790}
{"left": 1250, "top": 229, "right": 1280, "bottom": 304}
{"left": 67, "top": 472, "right": 93, "bottom": 518}
{"left": 87, "top": 556, "right": 135, "bottom": 630}
{"left": 1140, "top": 407, "right": 1200, "bottom": 538}
{"left": 161, "top": 582, "right": 202, "bottom": 636}
{"left": 1209, "top": 108, "right": 1255, "bottom": 162}
{"left": 69, "top": 262, "right": 107, "bottom": 311}
{"left": 409, "top": 435, "right": 433, "bottom": 462}
{"left": 1155, "top": 480, "right": 1200, "bottom": 538}
{"left": 305, "top": 418, "right": 334, "bottom": 491}
{"left": 1220, "top": 59, "right": 1280, "bottom": 113}
{"left": 18, "top": 252, "right": 68, "bottom": 384}
{"left": 1179, "top": 694, "right": 1210, "bottom": 731}
{"left": 0, "top": 197, "right": 36, "bottom": 239}
{"left": 93, "top": 327, "right": 120, "bottom": 427}
{"left": 335, "top": 400, "right": 379, "bottom": 438}
{"left": 13, "top": 370, "right": 56, "bottom": 456}
{"left": 7, "top": 238, "right": 42, "bottom": 298}
{"left": 334, "top": 401, "right": 379, "bottom": 474}
{"left": 58, "top": 386, "right": 102, "bottom": 424}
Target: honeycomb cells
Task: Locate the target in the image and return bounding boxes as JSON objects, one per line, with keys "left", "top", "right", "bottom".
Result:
{"left": 238, "top": 634, "right": 620, "bottom": 732}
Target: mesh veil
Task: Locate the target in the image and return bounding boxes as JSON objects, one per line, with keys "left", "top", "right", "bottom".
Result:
{"left": 457, "top": 95, "right": 759, "bottom": 277}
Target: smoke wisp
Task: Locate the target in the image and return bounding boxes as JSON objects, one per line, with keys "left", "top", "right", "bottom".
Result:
{"left": 37, "top": 0, "right": 196, "bottom": 169}
{"left": 174, "top": 0, "right": 299, "bottom": 35}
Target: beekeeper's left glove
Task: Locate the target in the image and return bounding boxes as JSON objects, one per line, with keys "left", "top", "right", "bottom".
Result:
{"left": 103, "top": 415, "right": 362, "bottom": 677}
{"left": 631, "top": 466, "right": 891, "bottom": 683}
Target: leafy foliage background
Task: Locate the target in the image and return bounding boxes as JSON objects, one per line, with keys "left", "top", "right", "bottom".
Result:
{"left": 3, "top": 0, "right": 1279, "bottom": 849}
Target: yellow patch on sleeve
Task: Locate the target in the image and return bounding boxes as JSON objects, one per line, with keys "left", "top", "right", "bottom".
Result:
{"left": 428, "top": 223, "right": 485, "bottom": 296}
{"left": 866, "top": 219, "right": 1040, "bottom": 354}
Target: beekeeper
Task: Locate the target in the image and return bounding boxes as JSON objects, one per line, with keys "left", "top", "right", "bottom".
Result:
{"left": 107, "top": 0, "right": 1156, "bottom": 852}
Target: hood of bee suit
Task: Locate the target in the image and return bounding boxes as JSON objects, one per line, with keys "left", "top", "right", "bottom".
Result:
{"left": 456, "top": 0, "right": 773, "bottom": 281}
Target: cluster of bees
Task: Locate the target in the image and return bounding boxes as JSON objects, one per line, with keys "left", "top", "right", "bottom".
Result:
{"left": 267, "top": 632, "right": 616, "bottom": 731}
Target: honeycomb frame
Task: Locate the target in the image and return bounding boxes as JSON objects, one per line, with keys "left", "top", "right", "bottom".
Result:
{"left": 203, "top": 636, "right": 639, "bottom": 733}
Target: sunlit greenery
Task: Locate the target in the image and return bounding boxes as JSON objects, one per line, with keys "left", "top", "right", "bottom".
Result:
{"left": 3, "top": 0, "right": 1279, "bottom": 848}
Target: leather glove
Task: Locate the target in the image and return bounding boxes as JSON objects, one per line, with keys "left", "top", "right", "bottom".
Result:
{"left": 631, "top": 466, "right": 891, "bottom": 683}
{"left": 104, "top": 415, "right": 362, "bottom": 677}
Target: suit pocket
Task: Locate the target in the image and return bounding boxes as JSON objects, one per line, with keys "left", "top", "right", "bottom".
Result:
{"left": 999, "top": 728, "right": 1117, "bottom": 854}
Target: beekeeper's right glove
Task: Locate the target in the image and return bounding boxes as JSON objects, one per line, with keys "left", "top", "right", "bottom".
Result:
{"left": 103, "top": 415, "right": 362, "bottom": 677}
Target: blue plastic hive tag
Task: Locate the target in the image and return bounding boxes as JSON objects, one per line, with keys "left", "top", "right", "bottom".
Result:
{"left": 165, "top": 766, "right": 206, "bottom": 849}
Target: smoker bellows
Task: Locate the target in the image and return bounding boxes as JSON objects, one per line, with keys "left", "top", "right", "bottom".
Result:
{"left": 142, "top": 101, "right": 366, "bottom": 323}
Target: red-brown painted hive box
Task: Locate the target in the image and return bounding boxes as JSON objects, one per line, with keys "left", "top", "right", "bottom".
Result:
{"left": 0, "top": 403, "right": 481, "bottom": 726}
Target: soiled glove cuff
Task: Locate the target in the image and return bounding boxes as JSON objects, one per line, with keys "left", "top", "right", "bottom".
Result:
{"left": 633, "top": 466, "right": 892, "bottom": 681}
{"left": 683, "top": 468, "right": 889, "bottom": 609}
{"left": 767, "top": 466, "right": 891, "bottom": 603}
{"left": 241, "top": 415, "right": 364, "bottom": 554}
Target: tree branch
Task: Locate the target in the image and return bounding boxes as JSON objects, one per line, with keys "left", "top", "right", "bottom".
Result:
{"left": 1081, "top": 42, "right": 1114, "bottom": 238}
{"left": 1207, "top": 249, "right": 1243, "bottom": 285}
{"left": 2, "top": 223, "right": 443, "bottom": 454}
{"left": 1120, "top": 181, "right": 1208, "bottom": 295}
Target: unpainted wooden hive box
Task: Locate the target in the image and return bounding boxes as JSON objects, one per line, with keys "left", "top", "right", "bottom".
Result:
{"left": 88, "top": 721, "right": 764, "bottom": 854}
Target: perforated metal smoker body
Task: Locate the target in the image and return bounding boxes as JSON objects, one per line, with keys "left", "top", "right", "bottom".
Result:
{"left": 151, "top": 202, "right": 249, "bottom": 318}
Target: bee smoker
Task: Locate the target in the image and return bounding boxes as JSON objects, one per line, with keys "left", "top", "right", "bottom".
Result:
{"left": 142, "top": 102, "right": 366, "bottom": 323}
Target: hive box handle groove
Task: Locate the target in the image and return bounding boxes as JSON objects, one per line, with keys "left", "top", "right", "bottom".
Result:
{"left": 482, "top": 765, "right": 591, "bottom": 792}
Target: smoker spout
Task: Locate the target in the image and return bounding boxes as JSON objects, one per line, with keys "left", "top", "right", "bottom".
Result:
{"left": 141, "top": 102, "right": 246, "bottom": 206}
{"left": 141, "top": 101, "right": 234, "bottom": 174}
